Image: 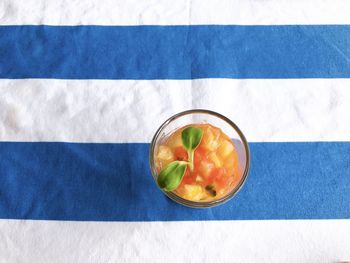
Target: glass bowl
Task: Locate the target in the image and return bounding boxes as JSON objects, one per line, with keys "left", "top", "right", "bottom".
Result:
{"left": 149, "top": 109, "right": 250, "bottom": 208}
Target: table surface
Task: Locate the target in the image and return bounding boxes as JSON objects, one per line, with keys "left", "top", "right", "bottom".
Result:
{"left": 0, "top": 0, "right": 350, "bottom": 262}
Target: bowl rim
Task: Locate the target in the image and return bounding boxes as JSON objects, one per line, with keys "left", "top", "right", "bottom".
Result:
{"left": 149, "top": 109, "right": 250, "bottom": 208}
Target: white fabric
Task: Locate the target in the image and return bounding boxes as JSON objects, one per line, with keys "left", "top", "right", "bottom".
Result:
{"left": 1, "top": 78, "right": 350, "bottom": 143}
{"left": 1, "top": 219, "right": 350, "bottom": 263}
{"left": 1, "top": 0, "right": 350, "bottom": 25}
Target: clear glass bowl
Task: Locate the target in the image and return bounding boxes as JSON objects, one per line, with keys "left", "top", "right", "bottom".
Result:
{"left": 149, "top": 109, "right": 250, "bottom": 208}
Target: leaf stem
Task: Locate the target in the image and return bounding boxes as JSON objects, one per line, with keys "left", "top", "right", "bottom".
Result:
{"left": 177, "top": 161, "right": 189, "bottom": 166}
{"left": 188, "top": 150, "right": 194, "bottom": 172}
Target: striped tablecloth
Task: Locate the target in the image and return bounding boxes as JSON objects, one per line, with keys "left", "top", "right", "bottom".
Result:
{"left": 1, "top": 1, "right": 350, "bottom": 262}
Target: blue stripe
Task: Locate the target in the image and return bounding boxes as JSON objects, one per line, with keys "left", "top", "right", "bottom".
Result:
{"left": 0, "top": 25, "right": 350, "bottom": 79}
{"left": 0, "top": 142, "right": 349, "bottom": 221}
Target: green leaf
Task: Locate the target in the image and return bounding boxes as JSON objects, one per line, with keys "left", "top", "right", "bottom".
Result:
{"left": 157, "top": 161, "right": 187, "bottom": 191}
{"left": 181, "top": 127, "right": 203, "bottom": 151}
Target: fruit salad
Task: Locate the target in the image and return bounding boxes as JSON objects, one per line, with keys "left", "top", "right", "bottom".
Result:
{"left": 155, "top": 124, "right": 240, "bottom": 202}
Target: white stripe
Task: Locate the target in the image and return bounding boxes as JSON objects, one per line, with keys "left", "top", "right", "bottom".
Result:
{"left": 0, "top": 219, "right": 349, "bottom": 262}
{"left": 1, "top": 0, "right": 350, "bottom": 25}
{"left": 1, "top": 78, "right": 349, "bottom": 143}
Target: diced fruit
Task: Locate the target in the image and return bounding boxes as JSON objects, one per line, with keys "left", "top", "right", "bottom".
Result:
{"left": 156, "top": 145, "right": 174, "bottom": 161}
{"left": 217, "top": 188, "right": 226, "bottom": 196}
{"left": 208, "top": 152, "right": 222, "bottom": 167}
{"left": 194, "top": 146, "right": 207, "bottom": 167}
{"left": 210, "top": 167, "right": 225, "bottom": 178}
{"left": 182, "top": 184, "right": 203, "bottom": 201}
{"left": 217, "top": 140, "right": 234, "bottom": 158}
{"left": 167, "top": 133, "right": 182, "bottom": 148}
{"left": 212, "top": 167, "right": 232, "bottom": 188}
{"left": 198, "top": 160, "right": 214, "bottom": 178}
{"left": 202, "top": 126, "right": 221, "bottom": 151}
{"left": 174, "top": 146, "right": 188, "bottom": 161}
{"left": 195, "top": 175, "right": 203, "bottom": 182}
{"left": 224, "top": 155, "right": 235, "bottom": 172}
{"left": 179, "top": 168, "right": 194, "bottom": 188}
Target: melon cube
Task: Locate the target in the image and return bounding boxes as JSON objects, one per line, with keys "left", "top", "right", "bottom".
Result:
{"left": 202, "top": 126, "right": 220, "bottom": 151}
{"left": 198, "top": 160, "right": 214, "bottom": 178}
{"left": 167, "top": 133, "right": 182, "bottom": 148}
{"left": 217, "top": 140, "right": 234, "bottom": 158}
{"left": 156, "top": 145, "right": 174, "bottom": 161}
{"left": 208, "top": 152, "right": 222, "bottom": 168}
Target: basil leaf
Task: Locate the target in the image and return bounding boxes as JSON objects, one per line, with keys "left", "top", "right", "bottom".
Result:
{"left": 181, "top": 127, "right": 203, "bottom": 151}
{"left": 157, "top": 161, "right": 187, "bottom": 191}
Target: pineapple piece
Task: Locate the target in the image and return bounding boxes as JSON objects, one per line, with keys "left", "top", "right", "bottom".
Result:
{"left": 198, "top": 160, "right": 214, "bottom": 178}
{"left": 182, "top": 184, "right": 203, "bottom": 201}
{"left": 217, "top": 140, "right": 234, "bottom": 158}
{"left": 156, "top": 145, "right": 174, "bottom": 161}
{"left": 202, "top": 126, "right": 221, "bottom": 151}
{"left": 208, "top": 152, "right": 222, "bottom": 167}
